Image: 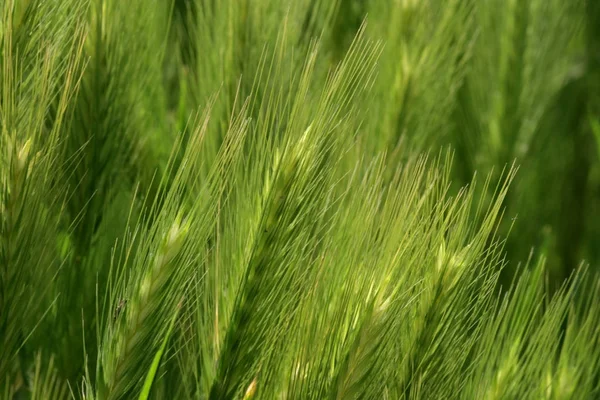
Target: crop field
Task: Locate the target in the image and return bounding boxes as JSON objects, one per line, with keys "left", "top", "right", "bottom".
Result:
{"left": 1, "top": 0, "right": 599, "bottom": 399}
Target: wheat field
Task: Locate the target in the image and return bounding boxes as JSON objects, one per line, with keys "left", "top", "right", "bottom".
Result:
{"left": 1, "top": 0, "right": 599, "bottom": 399}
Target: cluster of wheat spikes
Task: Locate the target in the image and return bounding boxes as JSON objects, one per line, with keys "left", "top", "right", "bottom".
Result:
{"left": 1, "top": 0, "right": 600, "bottom": 399}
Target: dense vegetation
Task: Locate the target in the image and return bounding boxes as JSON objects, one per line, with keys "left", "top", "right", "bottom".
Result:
{"left": 1, "top": 0, "right": 599, "bottom": 398}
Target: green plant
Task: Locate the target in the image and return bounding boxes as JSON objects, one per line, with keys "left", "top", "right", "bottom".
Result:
{"left": 1, "top": 0, "right": 599, "bottom": 399}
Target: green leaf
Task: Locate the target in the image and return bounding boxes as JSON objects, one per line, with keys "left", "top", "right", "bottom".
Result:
{"left": 138, "top": 300, "right": 182, "bottom": 400}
